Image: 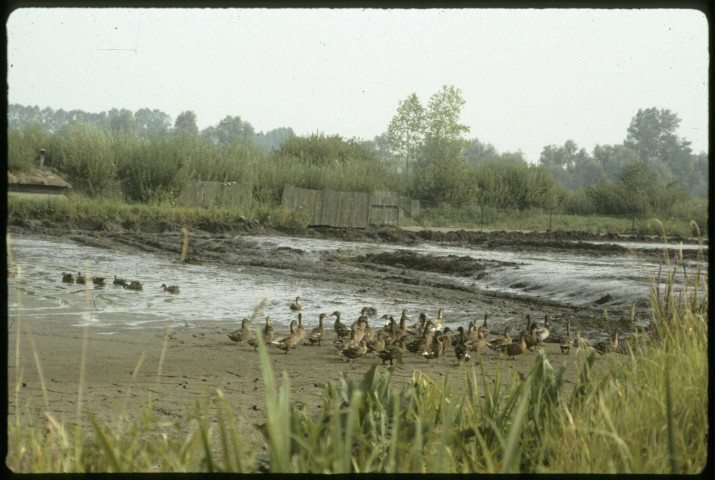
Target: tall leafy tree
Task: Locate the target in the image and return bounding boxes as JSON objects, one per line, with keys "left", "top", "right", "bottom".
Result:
{"left": 618, "top": 160, "right": 658, "bottom": 229}
{"left": 387, "top": 93, "right": 426, "bottom": 179}
{"left": 624, "top": 108, "right": 691, "bottom": 164}
{"left": 134, "top": 108, "right": 172, "bottom": 138}
{"left": 202, "top": 115, "right": 255, "bottom": 146}
{"left": 108, "top": 108, "right": 138, "bottom": 137}
{"left": 173, "top": 111, "right": 199, "bottom": 138}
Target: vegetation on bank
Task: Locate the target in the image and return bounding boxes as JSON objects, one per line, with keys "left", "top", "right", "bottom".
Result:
{"left": 6, "top": 242, "right": 708, "bottom": 473}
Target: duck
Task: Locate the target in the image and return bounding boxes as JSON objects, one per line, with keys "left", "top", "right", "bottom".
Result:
{"left": 524, "top": 322, "right": 540, "bottom": 351}
{"left": 332, "top": 311, "right": 351, "bottom": 339}
{"left": 594, "top": 331, "right": 619, "bottom": 355}
{"left": 361, "top": 318, "right": 375, "bottom": 341}
{"left": 334, "top": 329, "right": 357, "bottom": 351}
{"left": 406, "top": 312, "right": 426, "bottom": 335}
{"left": 486, "top": 326, "right": 513, "bottom": 350}
{"left": 464, "top": 321, "right": 479, "bottom": 343}
{"left": 62, "top": 272, "right": 74, "bottom": 283}
{"left": 124, "top": 280, "right": 143, "bottom": 291}
{"left": 247, "top": 318, "right": 274, "bottom": 351}
{"left": 560, "top": 320, "right": 574, "bottom": 354}
{"left": 289, "top": 296, "right": 303, "bottom": 311}
{"left": 364, "top": 306, "right": 378, "bottom": 317}
{"left": 113, "top": 275, "right": 127, "bottom": 286}
{"left": 440, "top": 327, "right": 454, "bottom": 351}
{"left": 161, "top": 283, "right": 180, "bottom": 294}
{"left": 478, "top": 313, "right": 490, "bottom": 338}
{"left": 307, "top": 313, "right": 327, "bottom": 346}
{"left": 434, "top": 308, "right": 445, "bottom": 330}
{"left": 533, "top": 315, "right": 551, "bottom": 343}
{"left": 377, "top": 339, "right": 406, "bottom": 365}
{"left": 575, "top": 330, "right": 592, "bottom": 354}
{"left": 365, "top": 336, "right": 386, "bottom": 357}
{"left": 294, "top": 313, "right": 307, "bottom": 341}
{"left": 465, "top": 329, "right": 487, "bottom": 352}
{"left": 394, "top": 310, "right": 409, "bottom": 339}
{"left": 76, "top": 272, "right": 87, "bottom": 284}
{"left": 227, "top": 318, "right": 251, "bottom": 344}
{"left": 498, "top": 333, "right": 527, "bottom": 360}
{"left": 92, "top": 276, "right": 106, "bottom": 286}
{"left": 381, "top": 314, "right": 395, "bottom": 332}
{"left": 406, "top": 328, "right": 433, "bottom": 355}
{"left": 352, "top": 308, "right": 369, "bottom": 329}
{"left": 422, "top": 335, "right": 444, "bottom": 363}
{"left": 272, "top": 320, "right": 300, "bottom": 354}
{"left": 341, "top": 340, "right": 368, "bottom": 363}
{"left": 454, "top": 328, "right": 471, "bottom": 364}
{"left": 517, "top": 314, "right": 532, "bottom": 338}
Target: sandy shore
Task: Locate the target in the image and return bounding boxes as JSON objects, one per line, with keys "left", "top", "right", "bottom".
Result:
{"left": 8, "top": 292, "right": 596, "bottom": 453}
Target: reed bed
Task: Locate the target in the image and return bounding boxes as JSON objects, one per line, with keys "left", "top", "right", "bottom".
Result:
{"left": 6, "top": 240, "right": 707, "bottom": 473}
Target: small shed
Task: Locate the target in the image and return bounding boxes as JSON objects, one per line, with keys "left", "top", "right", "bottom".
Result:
{"left": 281, "top": 185, "right": 419, "bottom": 228}
{"left": 8, "top": 168, "right": 72, "bottom": 196}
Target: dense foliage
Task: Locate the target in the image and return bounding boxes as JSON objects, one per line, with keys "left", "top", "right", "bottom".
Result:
{"left": 7, "top": 97, "right": 707, "bottom": 226}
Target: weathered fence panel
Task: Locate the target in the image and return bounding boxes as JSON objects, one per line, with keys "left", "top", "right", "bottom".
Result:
{"left": 282, "top": 185, "right": 418, "bottom": 228}
{"left": 177, "top": 181, "right": 252, "bottom": 209}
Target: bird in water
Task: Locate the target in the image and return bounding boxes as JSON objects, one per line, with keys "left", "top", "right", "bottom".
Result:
{"left": 62, "top": 272, "right": 74, "bottom": 283}
{"left": 289, "top": 296, "right": 303, "bottom": 311}
{"left": 124, "top": 280, "right": 143, "bottom": 291}
{"left": 160, "top": 283, "right": 180, "bottom": 294}
{"left": 113, "top": 275, "right": 127, "bottom": 286}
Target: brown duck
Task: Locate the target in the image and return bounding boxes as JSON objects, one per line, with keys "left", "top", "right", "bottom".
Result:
{"left": 333, "top": 311, "right": 351, "bottom": 339}
{"left": 377, "top": 339, "right": 406, "bottom": 365}
{"left": 341, "top": 340, "right": 368, "bottom": 363}
{"left": 487, "top": 326, "right": 513, "bottom": 350}
{"left": 62, "top": 272, "right": 74, "bottom": 283}
{"left": 498, "top": 333, "right": 527, "bottom": 360}
{"left": 124, "top": 280, "right": 143, "bottom": 291}
{"left": 161, "top": 283, "right": 180, "bottom": 294}
{"left": 560, "top": 320, "right": 574, "bottom": 354}
{"left": 307, "top": 313, "right": 327, "bottom": 346}
{"left": 594, "top": 331, "right": 618, "bottom": 355}
{"left": 422, "top": 335, "right": 444, "bottom": 363}
{"left": 478, "top": 313, "right": 490, "bottom": 338}
{"left": 289, "top": 296, "right": 303, "bottom": 311}
{"left": 227, "top": 318, "right": 251, "bottom": 344}
{"left": 272, "top": 320, "right": 300, "bottom": 354}
{"left": 466, "top": 329, "right": 487, "bottom": 352}
{"left": 113, "top": 275, "right": 127, "bottom": 286}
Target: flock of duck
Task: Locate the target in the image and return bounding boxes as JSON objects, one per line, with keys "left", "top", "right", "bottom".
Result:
{"left": 227, "top": 298, "right": 620, "bottom": 366}
{"left": 61, "top": 272, "right": 180, "bottom": 293}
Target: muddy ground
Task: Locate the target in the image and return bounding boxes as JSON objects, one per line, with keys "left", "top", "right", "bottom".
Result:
{"left": 5, "top": 217, "right": 706, "bottom": 467}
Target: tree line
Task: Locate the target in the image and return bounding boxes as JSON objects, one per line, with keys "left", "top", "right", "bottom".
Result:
{"left": 7, "top": 96, "right": 707, "bottom": 226}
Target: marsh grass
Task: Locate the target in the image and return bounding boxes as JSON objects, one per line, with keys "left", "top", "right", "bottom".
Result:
{"left": 6, "top": 236, "right": 708, "bottom": 473}
{"left": 415, "top": 204, "right": 703, "bottom": 238}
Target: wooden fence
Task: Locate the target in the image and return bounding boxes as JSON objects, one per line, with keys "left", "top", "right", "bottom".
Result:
{"left": 177, "top": 181, "right": 252, "bottom": 209}
{"left": 281, "top": 185, "right": 419, "bottom": 228}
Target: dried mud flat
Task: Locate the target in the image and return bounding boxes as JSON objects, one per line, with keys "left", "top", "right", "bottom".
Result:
{"left": 6, "top": 218, "right": 705, "bottom": 460}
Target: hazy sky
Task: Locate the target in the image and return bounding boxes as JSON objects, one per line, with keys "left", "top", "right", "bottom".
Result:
{"left": 6, "top": 8, "right": 709, "bottom": 162}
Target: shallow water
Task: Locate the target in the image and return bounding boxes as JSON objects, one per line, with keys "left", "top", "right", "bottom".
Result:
{"left": 7, "top": 234, "right": 707, "bottom": 335}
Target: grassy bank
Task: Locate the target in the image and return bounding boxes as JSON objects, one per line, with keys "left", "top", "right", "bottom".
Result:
{"left": 6, "top": 242, "right": 708, "bottom": 472}
{"left": 7, "top": 193, "right": 309, "bottom": 228}
{"left": 8, "top": 193, "right": 706, "bottom": 240}
{"left": 414, "top": 204, "right": 704, "bottom": 239}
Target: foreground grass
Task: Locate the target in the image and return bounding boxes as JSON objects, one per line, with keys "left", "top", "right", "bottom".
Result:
{"left": 6, "top": 244, "right": 708, "bottom": 473}
{"left": 415, "top": 204, "right": 704, "bottom": 239}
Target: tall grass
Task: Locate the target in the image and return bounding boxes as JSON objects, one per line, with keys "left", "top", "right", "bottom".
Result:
{"left": 6, "top": 241, "right": 708, "bottom": 473}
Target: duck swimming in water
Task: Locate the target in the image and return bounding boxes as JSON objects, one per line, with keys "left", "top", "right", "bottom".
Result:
{"left": 161, "top": 283, "right": 180, "bottom": 294}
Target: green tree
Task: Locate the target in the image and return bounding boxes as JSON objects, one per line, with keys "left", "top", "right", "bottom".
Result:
{"left": 463, "top": 137, "right": 498, "bottom": 169}
{"left": 624, "top": 108, "right": 691, "bottom": 164}
{"left": 173, "top": 111, "right": 199, "bottom": 138}
{"left": 387, "top": 93, "right": 426, "bottom": 180}
{"left": 108, "top": 108, "right": 138, "bottom": 137}
{"left": 592, "top": 144, "right": 638, "bottom": 182}
{"left": 134, "top": 108, "right": 172, "bottom": 138}
{"left": 201, "top": 115, "right": 256, "bottom": 146}
{"left": 279, "top": 132, "right": 377, "bottom": 167}
{"left": 618, "top": 161, "right": 658, "bottom": 229}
